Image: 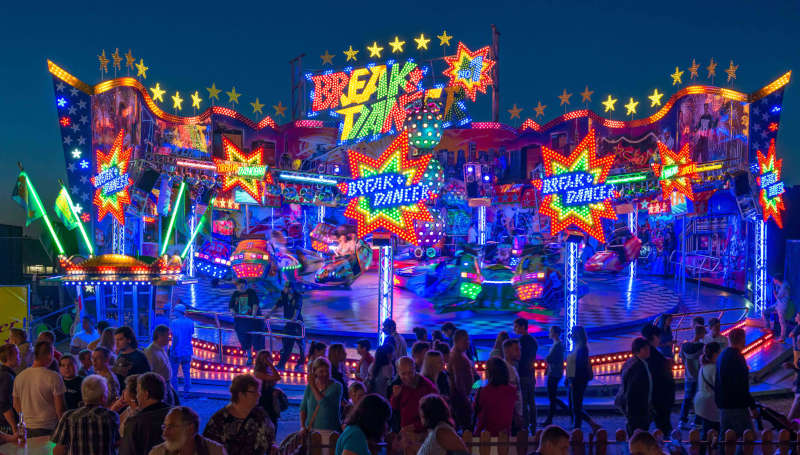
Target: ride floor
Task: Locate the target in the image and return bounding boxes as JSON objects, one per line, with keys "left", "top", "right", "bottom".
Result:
{"left": 175, "top": 268, "right": 749, "bottom": 344}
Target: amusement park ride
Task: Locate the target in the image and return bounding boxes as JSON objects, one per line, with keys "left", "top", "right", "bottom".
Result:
{"left": 19, "top": 33, "right": 792, "bottom": 381}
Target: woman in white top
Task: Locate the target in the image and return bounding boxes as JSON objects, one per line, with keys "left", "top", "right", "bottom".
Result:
{"left": 417, "top": 394, "right": 467, "bottom": 455}
{"left": 694, "top": 341, "right": 722, "bottom": 439}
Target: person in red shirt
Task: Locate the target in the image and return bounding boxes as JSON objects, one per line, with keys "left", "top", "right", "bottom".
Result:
{"left": 474, "top": 357, "right": 518, "bottom": 436}
{"left": 390, "top": 356, "right": 438, "bottom": 433}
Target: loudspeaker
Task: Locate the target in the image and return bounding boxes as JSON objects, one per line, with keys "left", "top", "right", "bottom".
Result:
{"left": 728, "top": 170, "right": 752, "bottom": 197}
{"left": 135, "top": 169, "right": 160, "bottom": 194}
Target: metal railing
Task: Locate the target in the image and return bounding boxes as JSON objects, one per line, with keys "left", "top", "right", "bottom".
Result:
{"left": 184, "top": 309, "right": 305, "bottom": 363}
{"left": 668, "top": 306, "right": 749, "bottom": 354}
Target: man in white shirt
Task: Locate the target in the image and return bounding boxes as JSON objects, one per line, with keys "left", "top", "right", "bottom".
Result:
{"left": 69, "top": 317, "right": 99, "bottom": 354}
{"left": 703, "top": 318, "right": 729, "bottom": 350}
{"left": 13, "top": 341, "right": 66, "bottom": 437}
{"left": 143, "top": 325, "right": 172, "bottom": 384}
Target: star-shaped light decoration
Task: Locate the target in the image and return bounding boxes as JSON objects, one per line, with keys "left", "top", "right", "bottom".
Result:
{"left": 533, "top": 101, "right": 546, "bottom": 118}
{"left": 150, "top": 83, "right": 166, "bottom": 102}
{"left": 670, "top": 66, "right": 684, "bottom": 86}
{"left": 273, "top": 101, "right": 287, "bottom": 118}
{"left": 320, "top": 50, "right": 334, "bottom": 65}
{"left": 338, "top": 134, "right": 434, "bottom": 246}
{"left": 580, "top": 86, "right": 594, "bottom": 103}
{"left": 756, "top": 138, "right": 785, "bottom": 228}
{"left": 442, "top": 42, "right": 495, "bottom": 102}
{"left": 558, "top": 89, "right": 572, "bottom": 106}
{"left": 414, "top": 33, "right": 431, "bottom": 50}
{"left": 251, "top": 98, "right": 264, "bottom": 114}
{"left": 98, "top": 50, "right": 109, "bottom": 74}
{"left": 111, "top": 48, "right": 122, "bottom": 71}
{"left": 191, "top": 91, "right": 203, "bottom": 109}
{"left": 367, "top": 42, "right": 384, "bottom": 58}
{"left": 437, "top": 31, "right": 452, "bottom": 46}
{"left": 508, "top": 104, "right": 523, "bottom": 119}
{"left": 706, "top": 58, "right": 717, "bottom": 79}
{"left": 135, "top": 59, "right": 148, "bottom": 79}
{"left": 343, "top": 45, "right": 359, "bottom": 62}
{"left": 651, "top": 142, "right": 697, "bottom": 201}
{"left": 389, "top": 36, "right": 406, "bottom": 53}
{"left": 171, "top": 91, "right": 183, "bottom": 110}
{"left": 624, "top": 97, "right": 639, "bottom": 115}
{"left": 215, "top": 137, "right": 266, "bottom": 202}
{"left": 602, "top": 95, "right": 617, "bottom": 112}
{"left": 688, "top": 59, "right": 700, "bottom": 80}
{"left": 725, "top": 60, "right": 738, "bottom": 82}
{"left": 226, "top": 87, "right": 241, "bottom": 104}
{"left": 648, "top": 89, "right": 663, "bottom": 107}
{"left": 207, "top": 83, "right": 221, "bottom": 101}
{"left": 92, "top": 130, "right": 132, "bottom": 224}
{"left": 536, "top": 129, "right": 617, "bottom": 242}
{"left": 124, "top": 49, "right": 135, "bottom": 70}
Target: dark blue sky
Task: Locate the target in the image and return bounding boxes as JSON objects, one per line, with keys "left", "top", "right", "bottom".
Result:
{"left": 1, "top": 0, "right": 797, "bottom": 226}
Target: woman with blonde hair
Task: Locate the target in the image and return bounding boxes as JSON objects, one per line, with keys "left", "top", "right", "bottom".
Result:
{"left": 254, "top": 350, "right": 282, "bottom": 429}
{"left": 420, "top": 350, "right": 449, "bottom": 397}
{"left": 489, "top": 331, "right": 509, "bottom": 359}
{"left": 301, "top": 357, "right": 343, "bottom": 433}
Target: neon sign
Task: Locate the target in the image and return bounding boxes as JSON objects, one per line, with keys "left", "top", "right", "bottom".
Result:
{"left": 536, "top": 129, "right": 616, "bottom": 242}
{"left": 651, "top": 142, "right": 697, "bottom": 201}
{"left": 214, "top": 137, "right": 271, "bottom": 202}
{"left": 92, "top": 129, "right": 132, "bottom": 224}
{"left": 442, "top": 42, "right": 495, "bottom": 101}
{"left": 338, "top": 134, "right": 434, "bottom": 245}
{"left": 756, "top": 138, "right": 785, "bottom": 228}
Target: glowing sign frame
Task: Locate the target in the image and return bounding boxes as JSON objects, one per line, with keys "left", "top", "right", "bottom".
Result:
{"left": 92, "top": 130, "right": 132, "bottom": 224}
{"left": 214, "top": 137, "right": 271, "bottom": 202}
{"left": 442, "top": 42, "right": 495, "bottom": 102}
{"left": 756, "top": 138, "right": 785, "bottom": 228}
{"left": 651, "top": 142, "right": 697, "bottom": 201}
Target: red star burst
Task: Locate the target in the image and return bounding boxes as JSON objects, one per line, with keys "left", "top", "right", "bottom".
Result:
{"left": 651, "top": 142, "right": 697, "bottom": 201}
{"left": 538, "top": 129, "right": 617, "bottom": 243}
{"left": 214, "top": 137, "right": 266, "bottom": 202}
{"left": 442, "top": 42, "right": 495, "bottom": 102}
{"left": 92, "top": 129, "right": 132, "bottom": 224}
{"left": 756, "top": 138, "right": 785, "bottom": 228}
{"left": 340, "top": 134, "right": 434, "bottom": 245}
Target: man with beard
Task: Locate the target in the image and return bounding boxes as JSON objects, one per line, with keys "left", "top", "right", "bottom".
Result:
{"left": 148, "top": 406, "right": 226, "bottom": 455}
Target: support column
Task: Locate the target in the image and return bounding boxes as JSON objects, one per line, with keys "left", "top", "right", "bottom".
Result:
{"left": 565, "top": 240, "right": 579, "bottom": 351}
{"left": 478, "top": 205, "right": 487, "bottom": 245}
{"left": 317, "top": 205, "right": 326, "bottom": 224}
{"left": 628, "top": 209, "right": 638, "bottom": 277}
{"left": 754, "top": 220, "right": 767, "bottom": 315}
{"left": 378, "top": 244, "right": 394, "bottom": 345}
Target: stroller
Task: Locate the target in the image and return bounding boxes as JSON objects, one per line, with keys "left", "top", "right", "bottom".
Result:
{"left": 754, "top": 402, "right": 795, "bottom": 432}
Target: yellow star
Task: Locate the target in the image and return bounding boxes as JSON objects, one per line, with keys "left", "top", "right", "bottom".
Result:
{"left": 343, "top": 45, "right": 359, "bottom": 62}
{"left": 706, "top": 58, "right": 717, "bottom": 79}
{"left": 602, "top": 95, "right": 617, "bottom": 112}
{"left": 135, "top": 59, "right": 149, "bottom": 79}
{"left": 191, "top": 91, "right": 203, "bottom": 109}
{"left": 250, "top": 98, "right": 265, "bottom": 114}
{"left": 533, "top": 101, "right": 546, "bottom": 118}
{"left": 206, "top": 83, "right": 221, "bottom": 101}
{"left": 226, "top": 87, "right": 241, "bottom": 104}
{"left": 388, "top": 36, "right": 406, "bottom": 53}
{"left": 320, "top": 50, "right": 334, "bottom": 65}
{"left": 414, "top": 33, "right": 431, "bottom": 50}
{"left": 149, "top": 83, "right": 166, "bottom": 102}
{"left": 624, "top": 97, "right": 639, "bottom": 115}
{"left": 670, "top": 67, "right": 684, "bottom": 86}
{"left": 124, "top": 49, "right": 135, "bottom": 70}
{"left": 648, "top": 89, "right": 664, "bottom": 107}
{"left": 111, "top": 48, "right": 122, "bottom": 71}
{"left": 688, "top": 58, "right": 700, "bottom": 80}
{"left": 580, "top": 85, "right": 594, "bottom": 103}
{"left": 98, "top": 50, "right": 109, "bottom": 73}
{"left": 437, "top": 30, "right": 453, "bottom": 47}
{"left": 366, "top": 42, "right": 384, "bottom": 58}
{"left": 725, "top": 60, "right": 738, "bottom": 82}
{"left": 558, "top": 89, "right": 572, "bottom": 106}
{"left": 508, "top": 104, "right": 523, "bottom": 119}
{"left": 273, "top": 101, "right": 287, "bottom": 118}
{"left": 171, "top": 91, "right": 183, "bottom": 110}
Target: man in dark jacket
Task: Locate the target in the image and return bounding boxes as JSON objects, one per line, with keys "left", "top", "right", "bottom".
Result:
{"left": 120, "top": 372, "right": 172, "bottom": 455}
{"left": 542, "top": 325, "right": 568, "bottom": 426}
{"left": 679, "top": 325, "right": 706, "bottom": 429}
{"left": 715, "top": 328, "right": 755, "bottom": 440}
{"left": 513, "top": 317, "right": 539, "bottom": 433}
{"left": 620, "top": 337, "right": 652, "bottom": 434}
{"left": 642, "top": 324, "right": 674, "bottom": 434}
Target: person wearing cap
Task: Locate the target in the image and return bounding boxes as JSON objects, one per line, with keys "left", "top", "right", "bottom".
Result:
{"left": 169, "top": 304, "right": 194, "bottom": 395}
{"left": 703, "top": 318, "right": 728, "bottom": 350}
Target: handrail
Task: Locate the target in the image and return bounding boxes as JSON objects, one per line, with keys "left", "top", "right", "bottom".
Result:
{"left": 31, "top": 303, "right": 76, "bottom": 326}
{"left": 668, "top": 306, "right": 749, "bottom": 354}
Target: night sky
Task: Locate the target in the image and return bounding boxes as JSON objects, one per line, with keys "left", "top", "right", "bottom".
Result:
{"left": 1, "top": 0, "right": 797, "bottom": 227}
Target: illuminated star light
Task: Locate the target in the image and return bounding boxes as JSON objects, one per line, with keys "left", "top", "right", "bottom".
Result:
{"left": 191, "top": 91, "right": 203, "bottom": 109}
{"left": 651, "top": 142, "right": 697, "bottom": 201}
{"left": 388, "top": 36, "right": 406, "bottom": 53}
{"left": 648, "top": 89, "right": 663, "bottom": 107}
{"left": 538, "top": 129, "right": 617, "bottom": 243}
{"left": 437, "top": 31, "right": 453, "bottom": 46}
{"left": 533, "top": 101, "right": 546, "bottom": 118}
{"left": 273, "top": 101, "right": 287, "bottom": 118}
{"left": 171, "top": 91, "right": 183, "bottom": 110}
{"left": 442, "top": 42, "right": 495, "bottom": 101}
{"left": 124, "top": 49, "right": 135, "bottom": 69}
{"left": 150, "top": 83, "right": 166, "bottom": 102}
{"left": 670, "top": 67, "right": 684, "bottom": 85}
{"left": 98, "top": 50, "right": 109, "bottom": 73}
{"left": 624, "top": 97, "right": 639, "bottom": 115}
{"left": 725, "top": 60, "right": 738, "bottom": 82}
{"left": 508, "top": 104, "right": 523, "bottom": 119}
{"left": 71, "top": 149, "right": 81, "bottom": 159}
{"left": 756, "top": 138, "right": 785, "bottom": 228}
{"left": 135, "top": 59, "right": 148, "bottom": 79}
{"left": 580, "top": 86, "right": 593, "bottom": 103}
{"left": 343, "top": 45, "right": 359, "bottom": 62}
{"left": 688, "top": 59, "right": 700, "bottom": 80}
{"left": 366, "top": 42, "right": 384, "bottom": 58}
{"left": 206, "top": 83, "right": 221, "bottom": 101}
{"left": 339, "top": 134, "right": 434, "bottom": 246}
{"left": 111, "top": 48, "right": 122, "bottom": 71}
{"left": 320, "top": 50, "right": 334, "bottom": 65}
{"left": 92, "top": 129, "right": 133, "bottom": 224}
{"left": 226, "top": 87, "right": 241, "bottom": 104}
{"left": 558, "top": 89, "right": 572, "bottom": 106}
{"left": 414, "top": 33, "right": 431, "bottom": 50}
{"left": 602, "top": 95, "right": 617, "bottom": 112}
{"left": 215, "top": 137, "right": 266, "bottom": 202}
{"left": 706, "top": 58, "right": 717, "bottom": 79}
{"left": 250, "top": 98, "right": 264, "bottom": 114}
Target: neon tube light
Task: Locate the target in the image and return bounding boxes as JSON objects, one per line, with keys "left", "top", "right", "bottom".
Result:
{"left": 278, "top": 172, "right": 339, "bottom": 186}
{"left": 60, "top": 184, "right": 93, "bottom": 255}
{"left": 23, "top": 172, "right": 64, "bottom": 255}
{"left": 160, "top": 181, "right": 186, "bottom": 256}
{"left": 607, "top": 173, "right": 648, "bottom": 184}
{"left": 181, "top": 199, "right": 214, "bottom": 258}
